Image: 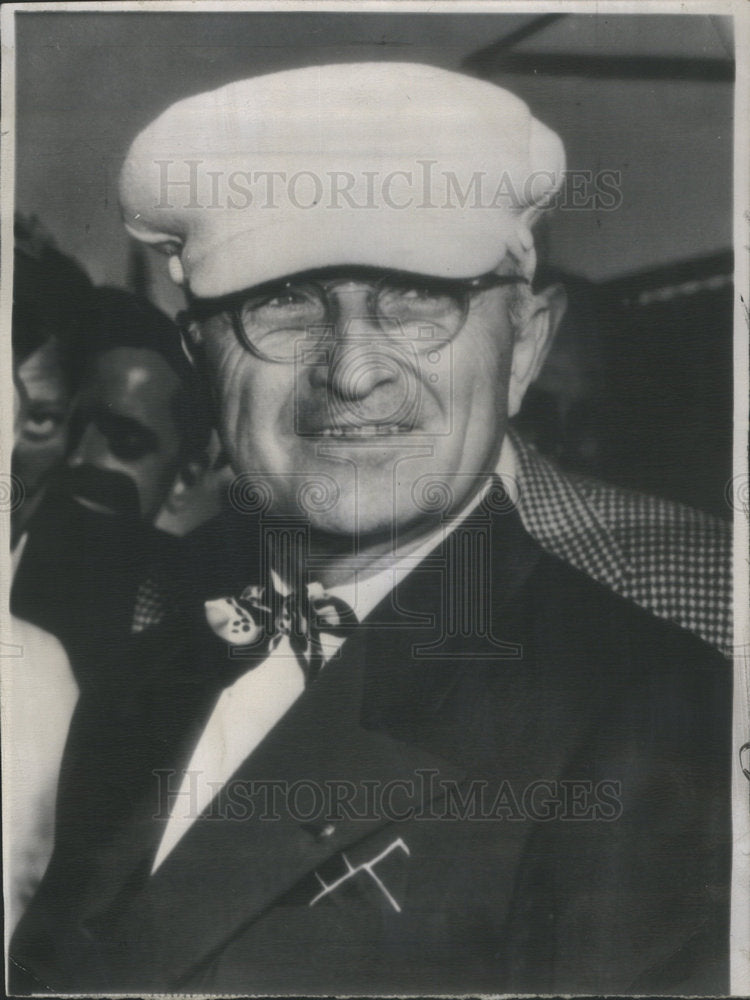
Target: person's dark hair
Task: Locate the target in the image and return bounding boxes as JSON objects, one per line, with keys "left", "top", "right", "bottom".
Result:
{"left": 13, "top": 213, "right": 92, "bottom": 387}
{"left": 80, "top": 287, "right": 212, "bottom": 461}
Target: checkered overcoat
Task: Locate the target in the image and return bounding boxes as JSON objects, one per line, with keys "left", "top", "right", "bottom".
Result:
{"left": 508, "top": 430, "right": 731, "bottom": 653}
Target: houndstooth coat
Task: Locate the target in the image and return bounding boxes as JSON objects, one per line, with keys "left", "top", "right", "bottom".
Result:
{"left": 508, "top": 430, "right": 732, "bottom": 653}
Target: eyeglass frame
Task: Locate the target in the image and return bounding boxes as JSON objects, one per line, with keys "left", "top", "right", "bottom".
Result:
{"left": 184, "top": 266, "right": 530, "bottom": 365}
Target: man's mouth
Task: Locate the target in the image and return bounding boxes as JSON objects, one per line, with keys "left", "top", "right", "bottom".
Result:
{"left": 52, "top": 465, "right": 141, "bottom": 519}
{"left": 71, "top": 494, "right": 121, "bottom": 517}
{"left": 310, "top": 424, "right": 414, "bottom": 438}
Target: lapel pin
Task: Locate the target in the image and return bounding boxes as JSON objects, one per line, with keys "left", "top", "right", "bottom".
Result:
{"left": 301, "top": 820, "right": 336, "bottom": 841}
{"left": 309, "top": 837, "right": 410, "bottom": 912}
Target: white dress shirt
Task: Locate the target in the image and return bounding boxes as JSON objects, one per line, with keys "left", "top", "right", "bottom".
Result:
{"left": 3, "top": 535, "right": 79, "bottom": 943}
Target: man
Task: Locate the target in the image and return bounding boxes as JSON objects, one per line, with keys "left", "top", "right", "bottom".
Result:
{"left": 10, "top": 63, "right": 731, "bottom": 995}
{"left": 65, "top": 287, "right": 210, "bottom": 524}
{"left": 7, "top": 217, "right": 83, "bottom": 937}
{"left": 11, "top": 214, "right": 91, "bottom": 548}
{"left": 11, "top": 287, "right": 212, "bottom": 690}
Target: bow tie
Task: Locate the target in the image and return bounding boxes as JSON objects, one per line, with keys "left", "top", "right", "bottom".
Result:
{"left": 204, "top": 578, "right": 358, "bottom": 683}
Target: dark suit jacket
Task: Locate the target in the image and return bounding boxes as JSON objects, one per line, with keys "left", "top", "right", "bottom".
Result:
{"left": 11, "top": 488, "right": 179, "bottom": 694}
{"left": 10, "top": 492, "right": 731, "bottom": 996}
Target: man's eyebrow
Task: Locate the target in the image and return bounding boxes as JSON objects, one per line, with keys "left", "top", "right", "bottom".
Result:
{"left": 13, "top": 370, "right": 67, "bottom": 409}
{"left": 24, "top": 396, "right": 69, "bottom": 411}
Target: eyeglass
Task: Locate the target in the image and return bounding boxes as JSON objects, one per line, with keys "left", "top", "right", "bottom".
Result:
{"left": 188, "top": 267, "right": 529, "bottom": 364}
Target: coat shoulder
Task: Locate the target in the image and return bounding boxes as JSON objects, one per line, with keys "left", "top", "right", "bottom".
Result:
{"left": 510, "top": 431, "right": 731, "bottom": 652}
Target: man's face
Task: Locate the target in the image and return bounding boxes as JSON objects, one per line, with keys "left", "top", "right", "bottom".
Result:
{"left": 13, "top": 337, "right": 72, "bottom": 504}
{"left": 195, "top": 274, "right": 536, "bottom": 543}
{"left": 66, "top": 347, "right": 185, "bottom": 521}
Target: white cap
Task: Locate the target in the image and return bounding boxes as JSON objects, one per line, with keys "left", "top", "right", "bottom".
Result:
{"left": 120, "top": 62, "right": 565, "bottom": 298}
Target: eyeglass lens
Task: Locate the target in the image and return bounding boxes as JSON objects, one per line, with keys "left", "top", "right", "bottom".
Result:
{"left": 238, "top": 275, "right": 467, "bottom": 359}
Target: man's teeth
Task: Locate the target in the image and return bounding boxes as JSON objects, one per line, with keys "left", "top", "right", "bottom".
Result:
{"left": 317, "top": 425, "right": 411, "bottom": 437}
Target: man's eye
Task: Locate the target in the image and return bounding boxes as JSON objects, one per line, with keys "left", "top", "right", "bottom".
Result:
{"left": 243, "top": 285, "right": 324, "bottom": 327}
{"left": 380, "top": 282, "right": 455, "bottom": 317}
{"left": 267, "top": 290, "right": 308, "bottom": 308}
{"left": 400, "top": 285, "right": 441, "bottom": 301}
{"left": 257, "top": 287, "right": 316, "bottom": 311}
{"left": 23, "top": 412, "right": 64, "bottom": 441}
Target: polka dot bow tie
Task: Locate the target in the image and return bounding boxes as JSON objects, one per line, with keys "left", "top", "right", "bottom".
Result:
{"left": 204, "top": 578, "right": 358, "bottom": 683}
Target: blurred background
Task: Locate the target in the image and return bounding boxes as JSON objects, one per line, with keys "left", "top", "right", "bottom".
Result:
{"left": 14, "top": 10, "right": 735, "bottom": 518}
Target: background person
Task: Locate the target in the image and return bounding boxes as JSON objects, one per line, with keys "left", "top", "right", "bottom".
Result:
{"left": 11, "top": 214, "right": 91, "bottom": 549}
{"left": 5, "top": 216, "right": 85, "bottom": 940}
{"left": 12, "top": 287, "right": 213, "bottom": 691}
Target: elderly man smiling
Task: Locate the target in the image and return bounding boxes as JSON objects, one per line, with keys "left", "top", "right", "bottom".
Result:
{"left": 10, "top": 63, "right": 731, "bottom": 997}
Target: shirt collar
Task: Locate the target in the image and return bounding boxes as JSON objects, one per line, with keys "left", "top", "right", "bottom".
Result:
{"left": 326, "top": 435, "right": 518, "bottom": 622}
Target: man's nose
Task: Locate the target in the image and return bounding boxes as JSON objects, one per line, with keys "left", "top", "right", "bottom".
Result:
{"left": 308, "top": 289, "right": 405, "bottom": 401}
{"left": 67, "top": 424, "right": 108, "bottom": 468}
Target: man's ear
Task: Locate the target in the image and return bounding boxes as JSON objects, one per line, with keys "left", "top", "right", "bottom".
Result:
{"left": 178, "top": 316, "right": 204, "bottom": 368}
{"left": 507, "top": 282, "right": 567, "bottom": 417}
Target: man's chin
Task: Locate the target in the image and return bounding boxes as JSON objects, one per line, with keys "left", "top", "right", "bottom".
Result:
{"left": 305, "top": 499, "right": 438, "bottom": 548}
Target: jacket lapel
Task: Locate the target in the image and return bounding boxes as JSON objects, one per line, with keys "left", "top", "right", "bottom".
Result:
{"left": 74, "top": 494, "right": 546, "bottom": 987}
{"left": 88, "top": 618, "right": 465, "bottom": 986}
